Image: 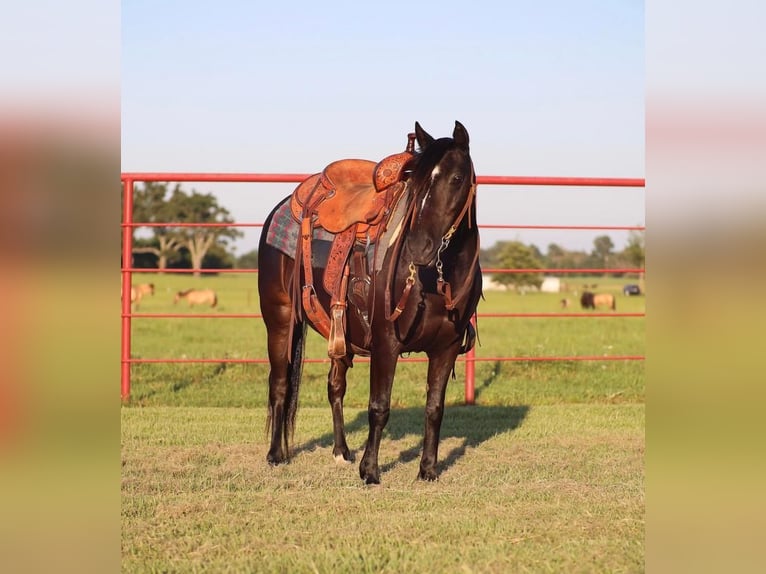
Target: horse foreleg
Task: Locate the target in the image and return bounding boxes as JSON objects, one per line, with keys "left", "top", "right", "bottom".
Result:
{"left": 419, "top": 346, "right": 460, "bottom": 481}
{"left": 328, "top": 357, "right": 353, "bottom": 463}
{"left": 359, "top": 348, "right": 398, "bottom": 485}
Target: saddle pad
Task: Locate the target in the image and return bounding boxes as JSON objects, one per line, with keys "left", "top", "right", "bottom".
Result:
{"left": 265, "top": 196, "right": 334, "bottom": 259}
{"left": 373, "top": 187, "right": 411, "bottom": 272}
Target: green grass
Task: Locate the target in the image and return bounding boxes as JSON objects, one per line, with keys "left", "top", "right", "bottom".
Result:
{"left": 122, "top": 405, "right": 644, "bottom": 573}
{"left": 122, "top": 273, "right": 645, "bottom": 572}
{"left": 126, "top": 273, "right": 644, "bottom": 407}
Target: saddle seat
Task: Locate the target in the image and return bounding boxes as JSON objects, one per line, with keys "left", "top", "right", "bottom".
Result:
{"left": 289, "top": 133, "right": 416, "bottom": 359}
{"left": 290, "top": 147, "right": 413, "bottom": 238}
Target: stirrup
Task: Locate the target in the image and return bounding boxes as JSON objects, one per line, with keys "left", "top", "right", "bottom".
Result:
{"left": 328, "top": 305, "right": 347, "bottom": 359}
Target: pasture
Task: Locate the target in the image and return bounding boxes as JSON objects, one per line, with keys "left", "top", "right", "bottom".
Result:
{"left": 122, "top": 273, "right": 645, "bottom": 572}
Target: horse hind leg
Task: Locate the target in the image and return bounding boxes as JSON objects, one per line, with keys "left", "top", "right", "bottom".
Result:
{"left": 266, "top": 350, "right": 290, "bottom": 465}
{"left": 328, "top": 356, "right": 354, "bottom": 463}
{"left": 265, "top": 340, "right": 290, "bottom": 465}
{"left": 266, "top": 317, "right": 306, "bottom": 466}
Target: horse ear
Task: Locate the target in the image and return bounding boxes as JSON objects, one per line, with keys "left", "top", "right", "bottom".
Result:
{"left": 453, "top": 121, "right": 469, "bottom": 150}
{"left": 415, "top": 121, "right": 434, "bottom": 150}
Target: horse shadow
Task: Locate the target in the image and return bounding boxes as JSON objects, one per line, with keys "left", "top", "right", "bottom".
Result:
{"left": 293, "top": 404, "right": 530, "bottom": 476}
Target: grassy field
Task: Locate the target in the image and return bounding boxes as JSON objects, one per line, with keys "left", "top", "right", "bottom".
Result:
{"left": 126, "top": 273, "right": 645, "bottom": 407}
{"left": 122, "top": 273, "right": 645, "bottom": 572}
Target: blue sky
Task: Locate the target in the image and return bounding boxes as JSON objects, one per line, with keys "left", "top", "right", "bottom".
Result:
{"left": 122, "top": 1, "right": 644, "bottom": 255}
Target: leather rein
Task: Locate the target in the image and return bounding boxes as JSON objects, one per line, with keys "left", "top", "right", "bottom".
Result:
{"left": 384, "top": 178, "right": 479, "bottom": 321}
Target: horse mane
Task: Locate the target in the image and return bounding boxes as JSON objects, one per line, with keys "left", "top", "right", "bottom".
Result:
{"left": 177, "top": 288, "right": 194, "bottom": 296}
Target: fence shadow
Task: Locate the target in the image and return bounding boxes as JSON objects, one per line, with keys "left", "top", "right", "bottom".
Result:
{"left": 293, "top": 404, "right": 530, "bottom": 476}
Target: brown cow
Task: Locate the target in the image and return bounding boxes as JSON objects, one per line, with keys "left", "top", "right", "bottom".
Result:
{"left": 580, "top": 291, "right": 616, "bottom": 311}
{"left": 174, "top": 288, "right": 217, "bottom": 308}
{"left": 130, "top": 283, "right": 154, "bottom": 309}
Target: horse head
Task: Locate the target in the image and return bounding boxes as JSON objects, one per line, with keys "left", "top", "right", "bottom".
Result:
{"left": 403, "top": 121, "right": 476, "bottom": 267}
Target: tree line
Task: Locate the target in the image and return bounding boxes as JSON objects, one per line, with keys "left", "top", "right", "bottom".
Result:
{"left": 481, "top": 233, "right": 645, "bottom": 289}
{"left": 125, "top": 183, "right": 644, "bottom": 284}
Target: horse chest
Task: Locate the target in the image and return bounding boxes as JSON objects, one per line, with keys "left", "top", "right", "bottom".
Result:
{"left": 391, "top": 291, "right": 467, "bottom": 351}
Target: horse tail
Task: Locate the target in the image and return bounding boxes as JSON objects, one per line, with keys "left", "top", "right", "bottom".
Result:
{"left": 284, "top": 321, "right": 307, "bottom": 455}
{"left": 611, "top": 295, "right": 616, "bottom": 310}
{"left": 211, "top": 292, "right": 218, "bottom": 307}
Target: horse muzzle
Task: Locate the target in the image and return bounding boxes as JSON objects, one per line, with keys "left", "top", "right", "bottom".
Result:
{"left": 405, "top": 238, "right": 438, "bottom": 267}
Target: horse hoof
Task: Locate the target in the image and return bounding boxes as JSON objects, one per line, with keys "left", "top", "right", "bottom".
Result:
{"left": 333, "top": 445, "right": 355, "bottom": 464}
{"left": 334, "top": 453, "right": 354, "bottom": 464}
{"left": 266, "top": 452, "right": 287, "bottom": 466}
{"left": 363, "top": 474, "right": 381, "bottom": 486}
{"left": 360, "top": 464, "right": 380, "bottom": 485}
{"left": 418, "top": 469, "right": 439, "bottom": 482}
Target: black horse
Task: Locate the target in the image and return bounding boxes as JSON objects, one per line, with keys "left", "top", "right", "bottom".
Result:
{"left": 257, "top": 121, "right": 482, "bottom": 484}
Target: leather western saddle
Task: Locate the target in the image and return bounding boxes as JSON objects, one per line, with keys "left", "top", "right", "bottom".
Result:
{"left": 290, "top": 132, "right": 416, "bottom": 359}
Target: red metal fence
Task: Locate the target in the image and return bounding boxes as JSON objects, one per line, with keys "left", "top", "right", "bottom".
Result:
{"left": 121, "top": 173, "right": 645, "bottom": 403}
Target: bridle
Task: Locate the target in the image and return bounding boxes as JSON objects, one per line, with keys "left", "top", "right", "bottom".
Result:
{"left": 384, "top": 172, "right": 479, "bottom": 321}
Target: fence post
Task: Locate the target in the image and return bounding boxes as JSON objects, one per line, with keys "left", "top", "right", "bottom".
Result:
{"left": 464, "top": 314, "right": 477, "bottom": 405}
{"left": 121, "top": 178, "right": 135, "bottom": 401}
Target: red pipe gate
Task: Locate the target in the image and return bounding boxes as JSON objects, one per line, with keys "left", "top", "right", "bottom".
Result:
{"left": 121, "top": 173, "right": 645, "bottom": 403}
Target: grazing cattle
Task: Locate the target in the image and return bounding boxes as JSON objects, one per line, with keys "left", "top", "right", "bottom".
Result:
{"left": 130, "top": 283, "right": 154, "bottom": 309}
{"left": 580, "top": 291, "right": 616, "bottom": 311}
{"left": 594, "top": 293, "right": 616, "bottom": 310}
{"left": 174, "top": 288, "right": 217, "bottom": 308}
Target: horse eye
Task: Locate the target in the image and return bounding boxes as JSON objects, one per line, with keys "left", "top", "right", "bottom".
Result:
{"left": 451, "top": 174, "right": 464, "bottom": 184}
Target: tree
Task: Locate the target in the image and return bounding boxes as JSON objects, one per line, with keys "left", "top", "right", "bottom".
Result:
{"left": 491, "top": 241, "right": 544, "bottom": 290}
{"left": 129, "top": 183, "right": 243, "bottom": 274}
{"left": 529, "top": 243, "right": 544, "bottom": 263}
{"left": 237, "top": 249, "right": 259, "bottom": 269}
{"left": 479, "top": 242, "right": 504, "bottom": 268}
{"left": 620, "top": 230, "right": 645, "bottom": 286}
{"left": 623, "top": 230, "right": 645, "bottom": 270}
{"left": 170, "top": 188, "right": 243, "bottom": 276}
{"left": 131, "top": 182, "right": 185, "bottom": 270}
{"left": 545, "top": 243, "right": 566, "bottom": 269}
{"left": 543, "top": 242, "right": 590, "bottom": 271}
{"left": 591, "top": 235, "right": 615, "bottom": 271}
{"left": 547, "top": 242, "right": 565, "bottom": 259}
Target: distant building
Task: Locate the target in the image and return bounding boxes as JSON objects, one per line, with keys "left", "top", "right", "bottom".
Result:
{"left": 540, "top": 277, "right": 561, "bottom": 293}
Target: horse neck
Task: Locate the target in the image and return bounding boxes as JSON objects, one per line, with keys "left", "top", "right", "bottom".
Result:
{"left": 439, "top": 216, "right": 480, "bottom": 280}
{"left": 391, "top": 212, "right": 477, "bottom": 283}
{"left": 380, "top": 200, "right": 479, "bottom": 323}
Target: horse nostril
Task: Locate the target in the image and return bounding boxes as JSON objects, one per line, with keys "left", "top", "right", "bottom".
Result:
{"left": 422, "top": 238, "right": 433, "bottom": 257}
